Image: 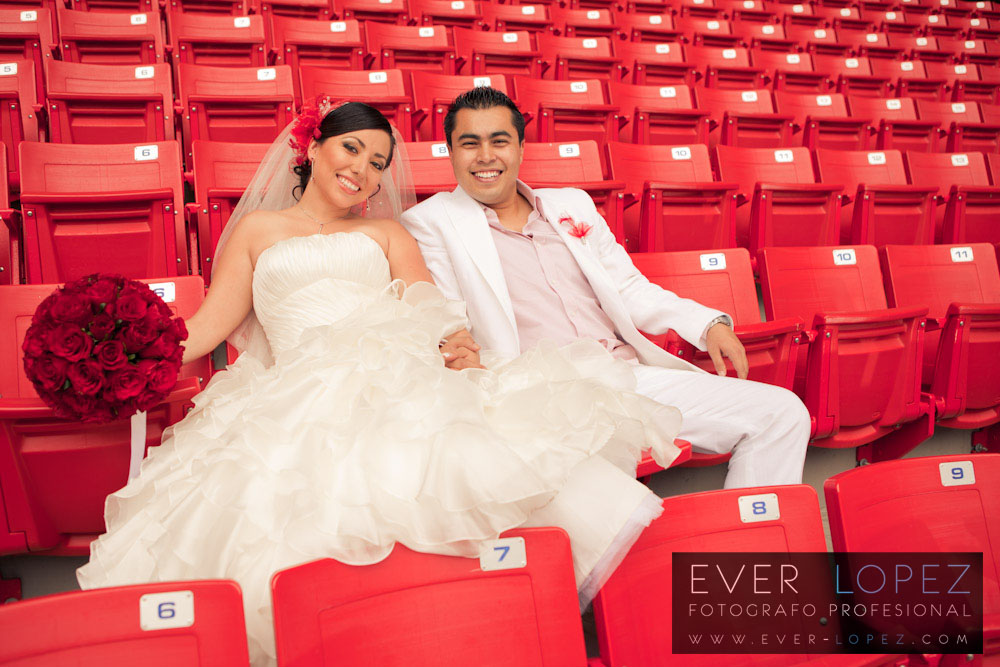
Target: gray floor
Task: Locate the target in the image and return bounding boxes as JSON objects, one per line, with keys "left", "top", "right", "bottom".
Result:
{"left": 0, "top": 426, "right": 976, "bottom": 603}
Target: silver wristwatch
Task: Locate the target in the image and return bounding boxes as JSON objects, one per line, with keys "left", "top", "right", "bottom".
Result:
{"left": 707, "top": 315, "right": 733, "bottom": 330}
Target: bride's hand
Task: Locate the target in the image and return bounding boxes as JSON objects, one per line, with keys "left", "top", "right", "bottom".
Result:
{"left": 440, "top": 329, "right": 484, "bottom": 370}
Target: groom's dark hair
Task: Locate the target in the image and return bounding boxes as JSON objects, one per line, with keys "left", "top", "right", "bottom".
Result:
{"left": 443, "top": 87, "right": 526, "bottom": 147}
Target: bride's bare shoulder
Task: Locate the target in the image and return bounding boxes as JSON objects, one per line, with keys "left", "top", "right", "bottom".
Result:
{"left": 229, "top": 209, "right": 301, "bottom": 256}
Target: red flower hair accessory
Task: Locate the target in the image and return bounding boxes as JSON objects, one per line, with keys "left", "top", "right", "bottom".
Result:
{"left": 559, "top": 215, "right": 593, "bottom": 243}
{"left": 289, "top": 95, "right": 337, "bottom": 167}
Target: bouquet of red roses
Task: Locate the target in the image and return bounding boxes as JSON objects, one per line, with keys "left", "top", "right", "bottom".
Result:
{"left": 21, "top": 274, "right": 188, "bottom": 424}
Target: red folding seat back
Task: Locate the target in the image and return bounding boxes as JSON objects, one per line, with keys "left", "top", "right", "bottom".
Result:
{"left": 0, "top": 277, "right": 209, "bottom": 554}
{"left": 918, "top": 99, "right": 1000, "bottom": 153}
{"left": 535, "top": 33, "right": 623, "bottom": 81}
{"left": 271, "top": 527, "right": 588, "bottom": 667}
{"left": 694, "top": 86, "right": 795, "bottom": 147}
{"left": 784, "top": 24, "right": 848, "bottom": 55}
{"left": 593, "top": 486, "right": 830, "bottom": 666}
{"left": 631, "top": 249, "right": 805, "bottom": 387}
{"left": 453, "top": 28, "right": 543, "bottom": 78}
{"left": 731, "top": 19, "right": 796, "bottom": 53}
{"left": 364, "top": 22, "right": 458, "bottom": 74}
{"left": 824, "top": 454, "right": 1000, "bottom": 656}
{"left": 890, "top": 33, "right": 952, "bottom": 62}
{"left": 714, "top": 144, "right": 842, "bottom": 252}
{"left": 615, "top": 13, "right": 681, "bottom": 43}
{"left": 409, "top": 0, "right": 481, "bottom": 29}
{"left": 940, "top": 37, "right": 1000, "bottom": 67}
{"left": 519, "top": 140, "right": 624, "bottom": 240}
{"left": 333, "top": 0, "right": 408, "bottom": 25}
{"left": 166, "top": 0, "right": 248, "bottom": 15}
{"left": 773, "top": 90, "right": 872, "bottom": 150}
{"left": 0, "top": 581, "right": 249, "bottom": 664}
{"left": 815, "top": 147, "right": 938, "bottom": 245}
{"left": 299, "top": 66, "right": 413, "bottom": 141}
{"left": 870, "top": 57, "right": 946, "bottom": 100}
{"left": 811, "top": 54, "right": 890, "bottom": 97}
{"left": 0, "top": 8, "right": 54, "bottom": 107}
{"left": 45, "top": 61, "right": 175, "bottom": 145}
{"left": 257, "top": 0, "right": 332, "bottom": 22}
{"left": 56, "top": 8, "right": 165, "bottom": 65}
{"left": 686, "top": 44, "right": 764, "bottom": 90}
{"left": 404, "top": 140, "right": 457, "bottom": 203}
{"left": 187, "top": 140, "right": 270, "bottom": 278}
{"left": 758, "top": 245, "right": 930, "bottom": 455}
{"left": 177, "top": 64, "right": 295, "bottom": 162}
{"left": 549, "top": 6, "right": 617, "bottom": 40}
{"left": 607, "top": 80, "right": 708, "bottom": 145}
{"left": 606, "top": 141, "right": 737, "bottom": 252}
{"left": 512, "top": 76, "right": 618, "bottom": 146}
{"left": 479, "top": 3, "right": 552, "bottom": 35}
{"left": 751, "top": 50, "right": 826, "bottom": 93}
{"left": 19, "top": 141, "right": 188, "bottom": 283}
{"left": 68, "top": 0, "right": 155, "bottom": 12}
{"left": 881, "top": 243, "right": 1000, "bottom": 428}
{"left": 0, "top": 58, "right": 39, "bottom": 190}
{"left": 848, "top": 95, "right": 941, "bottom": 152}
{"left": 168, "top": 12, "right": 267, "bottom": 68}
{"left": 269, "top": 17, "right": 364, "bottom": 104}
{"left": 410, "top": 71, "right": 509, "bottom": 141}
{"left": 928, "top": 61, "right": 1000, "bottom": 105}
{"left": 850, "top": 30, "right": 902, "bottom": 60}
{"left": 906, "top": 151, "right": 1000, "bottom": 244}
{"left": 674, "top": 15, "right": 739, "bottom": 48}
{"left": 616, "top": 41, "right": 694, "bottom": 87}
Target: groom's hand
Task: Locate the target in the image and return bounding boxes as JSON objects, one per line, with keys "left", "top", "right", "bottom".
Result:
{"left": 440, "top": 329, "right": 484, "bottom": 370}
{"left": 706, "top": 323, "right": 749, "bottom": 380}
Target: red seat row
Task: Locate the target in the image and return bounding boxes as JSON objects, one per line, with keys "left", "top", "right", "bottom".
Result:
{"left": 1, "top": 454, "right": 997, "bottom": 665}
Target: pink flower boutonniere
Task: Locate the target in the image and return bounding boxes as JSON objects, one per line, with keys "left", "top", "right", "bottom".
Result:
{"left": 559, "top": 215, "right": 593, "bottom": 244}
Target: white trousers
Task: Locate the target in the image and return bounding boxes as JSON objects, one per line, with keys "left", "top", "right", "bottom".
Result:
{"left": 632, "top": 365, "right": 811, "bottom": 489}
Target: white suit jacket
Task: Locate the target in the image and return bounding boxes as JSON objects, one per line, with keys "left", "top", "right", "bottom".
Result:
{"left": 401, "top": 183, "right": 727, "bottom": 373}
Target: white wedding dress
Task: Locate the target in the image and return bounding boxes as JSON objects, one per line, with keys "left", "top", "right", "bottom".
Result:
{"left": 77, "top": 231, "right": 682, "bottom": 666}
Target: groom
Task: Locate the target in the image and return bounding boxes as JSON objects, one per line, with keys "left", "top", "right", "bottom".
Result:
{"left": 402, "top": 87, "right": 810, "bottom": 489}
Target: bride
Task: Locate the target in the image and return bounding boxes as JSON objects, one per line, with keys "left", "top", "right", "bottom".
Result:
{"left": 76, "top": 99, "right": 683, "bottom": 666}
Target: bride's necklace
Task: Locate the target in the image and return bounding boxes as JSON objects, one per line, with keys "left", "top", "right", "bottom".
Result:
{"left": 298, "top": 205, "right": 338, "bottom": 232}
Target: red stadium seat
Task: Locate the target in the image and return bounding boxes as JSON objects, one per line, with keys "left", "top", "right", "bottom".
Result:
{"left": 333, "top": 0, "right": 408, "bottom": 25}
{"left": 271, "top": 527, "right": 588, "bottom": 667}
{"left": 773, "top": 90, "right": 873, "bottom": 150}
{"left": 675, "top": 16, "right": 740, "bottom": 48}
{"left": 185, "top": 140, "right": 269, "bottom": 279}
{"left": 731, "top": 19, "right": 797, "bottom": 53}
{"left": 404, "top": 140, "right": 457, "bottom": 203}
{"left": 0, "top": 147, "right": 19, "bottom": 284}
{"left": 256, "top": 0, "right": 331, "bottom": 22}
{"left": 617, "top": 41, "right": 696, "bottom": 87}
{"left": 19, "top": 141, "right": 188, "bottom": 283}
{"left": 695, "top": 86, "right": 795, "bottom": 147}
{"left": 479, "top": 3, "right": 552, "bottom": 35}
{"left": 520, "top": 140, "right": 625, "bottom": 242}
{"left": 784, "top": 24, "right": 849, "bottom": 55}
{"left": 176, "top": 64, "right": 295, "bottom": 162}
{"left": 824, "top": 454, "right": 1000, "bottom": 657}
{"left": 513, "top": 76, "right": 620, "bottom": 145}
{"left": 751, "top": 50, "right": 827, "bottom": 93}
{"left": 45, "top": 61, "right": 175, "bottom": 145}
{"left": 906, "top": 150, "right": 1000, "bottom": 244}
{"left": 917, "top": 99, "right": 1000, "bottom": 153}
{"left": 549, "top": 6, "right": 617, "bottom": 40}
{"left": 607, "top": 141, "right": 737, "bottom": 252}
{"left": 758, "top": 245, "right": 931, "bottom": 458}
{"left": 67, "top": 0, "right": 154, "bottom": 12}
{"left": 687, "top": 45, "right": 765, "bottom": 89}
{"left": 631, "top": 248, "right": 805, "bottom": 388}
{"left": 940, "top": 37, "right": 1000, "bottom": 67}
{"left": 847, "top": 95, "right": 941, "bottom": 152}
{"left": 409, "top": 0, "right": 481, "bottom": 29}
{"left": 849, "top": 30, "right": 903, "bottom": 60}
{"left": 410, "top": 72, "right": 510, "bottom": 141}
{"left": 869, "top": 58, "right": 947, "bottom": 101}
{"left": 607, "top": 81, "right": 709, "bottom": 145}
{"left": 593, "top": 485, "right": 843, "bottom": 666}
{"left": 364, "top": 22, "right": 458, "bottom": 74}
{"left": 0, "top": 8, "right": 54, "bottom": 107}
{"left": 0, "top": 277, "right": 209, "bottom": 555}
{"left": 536, "top": 34, "right": 624, "bottom": 81}
{"left": 166, "top": 0, "right": 248, "bottom": 13}
{"left": 928, "top": 61, "right": 1000, "bottom": 105}
{"left": 299, "top": 67, "right": 413, "bottom": 141}
{"left": 0, "top": 581, "right": 249, "bottom": 665}
{"left": 167, "top": 12, "right": 267, "bottom": 69}
{"left": 815, "top": 147, "right": 938, "bottom": 245}
{"left": 882, "top": 242, "right": 1000, "bottom": 429}
{"left": 56, "top": 8, "right": 165, "bottom": 65}
{"left": 0, "top": 58, "right": 40, "bottom": 191}
{"left": 453, "top": 28, "right": 544, "bottom": 78}
{"left": 811, "top": 54, "right": 890, "bottom": 97}
{"left": 890, "top": 33, "right": 953, "bottom": 62}
{"left": 615, "top": 13, "right": 682, "bottom": 43}
{"left": 269, "top": 18, "right": 364, "bottom": 104}
{"left": 714, "top": 144, "right": 843, "bottom": 252}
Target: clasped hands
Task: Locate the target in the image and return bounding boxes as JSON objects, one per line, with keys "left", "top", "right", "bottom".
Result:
{"left": 440, "top": 328, "right": 485, "bottom": 370}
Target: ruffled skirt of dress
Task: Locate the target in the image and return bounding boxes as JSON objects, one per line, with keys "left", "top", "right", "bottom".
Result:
{"left": 76, "top": 282, "right": 682, "bottom": 666}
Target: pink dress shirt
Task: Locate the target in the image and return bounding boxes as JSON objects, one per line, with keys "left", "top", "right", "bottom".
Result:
{"left": 484, "top": 183, "right": 639, "bottom": 361}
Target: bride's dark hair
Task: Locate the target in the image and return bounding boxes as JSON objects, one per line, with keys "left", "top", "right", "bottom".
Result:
{"left": 292, "top": 102, "right": 396, "bottom": 200}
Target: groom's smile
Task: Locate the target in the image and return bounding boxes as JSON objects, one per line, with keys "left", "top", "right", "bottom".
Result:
{"left": 448, "top": 106, "right": 523, "bottom": 208}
